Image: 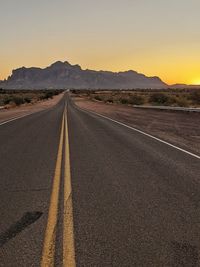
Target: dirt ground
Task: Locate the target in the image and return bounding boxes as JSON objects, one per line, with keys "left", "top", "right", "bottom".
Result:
{"left": 0, "top": 93, "right": 64, "bottom": 123}
{"left": 73, "top": 97, "right": 200, "bottom": 156}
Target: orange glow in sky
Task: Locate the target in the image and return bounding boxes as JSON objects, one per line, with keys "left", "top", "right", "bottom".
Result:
{"left": 192, "top": 79, "right": 200, "bottom": 85}
{"left": 0, "top": 0, "right": 200, "bottom": 85}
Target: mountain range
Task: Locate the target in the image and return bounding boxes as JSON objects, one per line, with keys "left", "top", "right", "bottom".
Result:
{"left": 0, "top": 61, "right": 168, "bottom": 89}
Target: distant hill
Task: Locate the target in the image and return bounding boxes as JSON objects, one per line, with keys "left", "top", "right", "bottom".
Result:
{"left": 0, "top": 61, "right": 167, "bottom": 89}
{"left": 170, "top": 84, "right": 200, "bottom": 89}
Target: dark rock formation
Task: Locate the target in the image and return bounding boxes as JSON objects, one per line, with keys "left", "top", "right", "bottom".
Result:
{"left": 2, "top": 61, "right": 167, "bottom": 89}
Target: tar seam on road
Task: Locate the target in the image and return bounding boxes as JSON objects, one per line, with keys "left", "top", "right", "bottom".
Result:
{"left": 63, "top": 105, "right": 76, "bottom": 267}
{"left": 41, "top": 113, "right": 65, "bottom": 267}
{"left": 76, "top": 105, "right": 200, "bottom": 160}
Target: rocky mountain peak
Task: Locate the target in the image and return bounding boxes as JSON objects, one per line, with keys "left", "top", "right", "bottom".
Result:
{"left": 1, "top": 60, "right": 167, "bottom": 89}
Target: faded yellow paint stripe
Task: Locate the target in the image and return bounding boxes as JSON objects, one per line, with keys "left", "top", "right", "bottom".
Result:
{"left": 63, "top": 107, "right": 76, "bottom": 267}
{"left": 41, "top": 113, "right": 65, "bottom": 267}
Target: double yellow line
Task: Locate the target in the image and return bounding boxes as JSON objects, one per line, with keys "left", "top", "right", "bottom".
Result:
{"left": 41, "top": 104, "right": 76, "bottom": 267}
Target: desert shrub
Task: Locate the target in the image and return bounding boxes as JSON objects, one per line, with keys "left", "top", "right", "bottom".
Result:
{"left": 106, "top": 98, "right": 113, "bottom": 103}
{"left": 149, "top": 93, "right": 171, "bottom": 105}
{"left": 129, "top": 95, "right": 145, "bottom": 105}
{"left": 3, "top": 96, "right": 12, "bottom": 105}
{"left": 45, "top": 91, "right": 54, "bottom": 99}
{"left": 175, "top": 97, "right": 189, "bottom": 107}
{"left": 13, "top": 96, "right": 25, "bottom": 106}
{"left": 190, "top": 91, "right": 200, "bottom": 104}
{"left": 149, "top": 93, "right": 177, "bottom": 106}
{"left": 120, "top": 98, "right": 129, "bottom": 104}
{"left": 0, "top": 89, "right": 7, "bottom": 94}
{"left": 39, "top": 95, "right": 45, "bottom": 100}
{"left": 149, "top": 93, "right": 186, "bottom": 106}
{"left": 39, "top": 91, "right": 54, "bottom": 100}
{"left": 24, "top": 97, "right": 31, "bottom": 103}
{"left": 94, "top": 95, "right": 102, "bottom": 101}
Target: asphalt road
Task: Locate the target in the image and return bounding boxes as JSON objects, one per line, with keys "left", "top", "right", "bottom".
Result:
{"left": 0, "top": 94, "right": 200, "bottom": 266}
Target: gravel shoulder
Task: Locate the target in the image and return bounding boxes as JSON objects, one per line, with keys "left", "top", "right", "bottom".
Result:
{"left": 0, "top": 93, "right": 64, "bottom": 123}
{"left": 73, "top": 97, "right": 200, "bottom": 156}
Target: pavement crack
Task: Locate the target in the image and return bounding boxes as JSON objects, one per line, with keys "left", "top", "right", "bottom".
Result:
{"left": 64, "top": 192, "right": 72, "bottom": 206}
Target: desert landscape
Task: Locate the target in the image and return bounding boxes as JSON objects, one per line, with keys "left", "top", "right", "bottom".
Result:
{"left": 1, "top": 1, "right": 200, "bottom": 266}
{"left": 72, "top": 89, "right": 200, "bottom": 155}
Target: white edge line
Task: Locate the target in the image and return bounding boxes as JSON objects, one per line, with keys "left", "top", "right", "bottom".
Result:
{"left": 0, "top": 94, "right": 66, "bottom": 127}
{"left": 0, "top": 99, "right": 64, "bottom": 126}
{"left": 0, "top": 112, "right": 38, "bottom": 126}
{"left": 0, "top": 109, "right": 52, "bottom": 126}
{"left": 75, "top": 105, "right": 200, "bottom": 160}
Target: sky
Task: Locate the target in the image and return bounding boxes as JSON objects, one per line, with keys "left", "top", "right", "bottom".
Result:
{"left": 0, "top": 0, "right": 200, "bottom": 85}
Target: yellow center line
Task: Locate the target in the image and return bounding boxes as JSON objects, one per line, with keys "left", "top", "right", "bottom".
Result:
{"left": 41, "top": 101, "right": 76, "bottom": 267}
{"left": 63, "top": 105, "right": 76, "bottom": 267}
{"left": 41, "top": 113, "right": 65, "bottom": 267}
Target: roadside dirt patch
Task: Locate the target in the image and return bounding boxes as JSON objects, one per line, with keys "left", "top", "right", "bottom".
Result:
{"left": 74, "top": 97, "right": 200, "bottom": 156}
{"left": 0, "top": 93, "right": 64, "bottom": 123}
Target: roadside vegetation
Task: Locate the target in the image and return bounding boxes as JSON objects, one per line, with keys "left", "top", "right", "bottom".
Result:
{"left": 71, "top": 89, "right": 200, "bottom": 108}
{"left": 0, "top": 89, "right": 63, "bottom": 108}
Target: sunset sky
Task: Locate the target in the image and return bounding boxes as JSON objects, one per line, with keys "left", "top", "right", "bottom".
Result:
{"left": 1, "top": 0, "right": 200, "bottom": 85}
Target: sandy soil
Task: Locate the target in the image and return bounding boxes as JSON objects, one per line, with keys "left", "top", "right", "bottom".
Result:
{"left": 74, "top": 97, "right": 200, "bottom": 156}
{"left": 0, "top": 93, "right": 64, "bottom": 123}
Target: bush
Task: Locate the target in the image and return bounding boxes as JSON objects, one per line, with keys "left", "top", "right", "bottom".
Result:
{"left": 3, "top": 96, "right": 12, "bottom": 105}
{"left": 120, "top": 98, "right": 129, "bottom": 104}
{"left": 3, "top": 96, "right": 25, "bottom": 106}
{"left": 94, "top": 95, "right": 102, "bottom": 101}
{"left": 129, "top": 95, "right": 145, "bottom": 105}
{"left": 24, "top": 97, "right": 31, "bottom": 103}
{"left": 190, "top": 91, "right": 200, "bottom": 104}
{"left": 149, "top": 93, "right": 171, "bottom": 105}
{"left": 45, "top": 91, "right": 54, "bottom": 99}
{"left": 175, "top": 97, "right": 189, "bottom": 107}
{"left": 40, "top": 91, "right": 54, "bottom": 100}
{"left": 13, "top": 96, "right": 25, "bottom": 106}
{"left": 106, "top": 98, "right": 113, "bottom": 103}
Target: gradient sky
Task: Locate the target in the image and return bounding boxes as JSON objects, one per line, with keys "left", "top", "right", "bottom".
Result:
{"left": 1, "top": 0, "right": 200, "bottom": 84}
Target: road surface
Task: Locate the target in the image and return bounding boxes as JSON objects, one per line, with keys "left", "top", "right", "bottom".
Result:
{"left": 0, "top": 93, "right": 200, "bottom": 266}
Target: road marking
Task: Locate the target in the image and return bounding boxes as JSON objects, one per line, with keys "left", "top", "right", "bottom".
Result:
{"left": 0, "top": 112, "right": 38, "bottom": 126}
{"left": 0, "top": 93, "right": 65, "bottom": 127}
{"left": 41, "top": 114, "right": 65, "bottom": 267}
{"left": 63, "top": 106, "right": 76, "bottom": 267}
{"left": 77, "top": 106, "right": 200, "bottom": 160}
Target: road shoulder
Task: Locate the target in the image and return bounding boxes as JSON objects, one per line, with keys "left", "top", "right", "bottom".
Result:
{"left": 0, "top": 93, "right": 64, "bottom": 124}
{"left": 73, "top": 96, "right": 200, "bottom": 156}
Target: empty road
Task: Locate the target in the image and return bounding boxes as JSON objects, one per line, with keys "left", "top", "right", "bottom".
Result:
{"left": 0, "top": 93, "right": 200, "bottom": 266}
